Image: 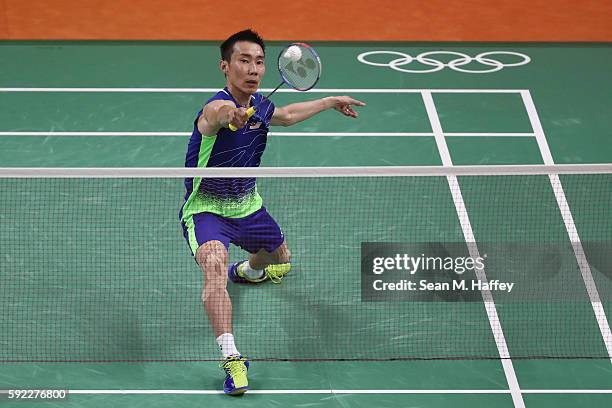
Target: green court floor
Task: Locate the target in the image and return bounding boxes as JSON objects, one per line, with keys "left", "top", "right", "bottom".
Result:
{"left": 0, "top": 41, "right": 611, "bottom": 407}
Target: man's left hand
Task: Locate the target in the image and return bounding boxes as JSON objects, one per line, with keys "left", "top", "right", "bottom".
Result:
{"left": 329, "top": 96, "right": 366, "bottom": 118}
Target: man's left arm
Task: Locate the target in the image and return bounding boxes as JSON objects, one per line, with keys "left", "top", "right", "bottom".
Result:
{"left": 271, "top": 96, "right": 366, "bottom": 127}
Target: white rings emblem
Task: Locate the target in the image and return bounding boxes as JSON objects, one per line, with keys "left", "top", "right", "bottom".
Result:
{"left": 357, "top": 51, "right": 531, "bottom": 74}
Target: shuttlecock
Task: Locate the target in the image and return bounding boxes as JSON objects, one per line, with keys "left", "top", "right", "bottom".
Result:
{"left": 283, "top": 45, "right": 302, "bottom": 62}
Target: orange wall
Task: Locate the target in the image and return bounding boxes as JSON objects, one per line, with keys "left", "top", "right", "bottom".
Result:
{"left": 0, "top": 0, "right": 611, "bottom": 41}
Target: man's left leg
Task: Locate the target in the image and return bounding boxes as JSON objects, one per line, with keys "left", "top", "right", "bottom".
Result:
{"left": 229, "top": 239, "right": 292, "bottom": 283}
{"left": 228, "top": 207, "right": 292, "bottom": 283}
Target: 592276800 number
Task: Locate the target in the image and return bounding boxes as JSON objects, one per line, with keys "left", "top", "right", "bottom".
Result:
{"left": 5, "top": 389, "right": 67, "bottom": 400}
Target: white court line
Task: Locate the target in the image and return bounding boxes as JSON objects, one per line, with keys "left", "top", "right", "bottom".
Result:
{"left": 0, "top": 132, "right": 190, "bottom": 137}
{"left": 273, "top": 132, "right": 431, "bottom": 137}
{"left": 522, "top": 390, "right": 612, "bottom": 394}
{"left": 58, "top": 389, "right": 612, "bottom": 395}
{"left": 0, "top": 132, "right": 535, "bottom": 137}
{"left": 446, "top": 133, "right": 534, "bottom": 137}
{"left": 522, "top": 90, "right": 612, "bottom": 365}
{"left": 422, "top": 91, "right": 525, "bottom": 408}
{"left": 0, "top": 131, "right": 432, "bottom": 137}
{"left": 272, "top": 132, "right": 534, "bottom": 137}
{"left": 0, "top": 87, "right": 526, "bottom": 94}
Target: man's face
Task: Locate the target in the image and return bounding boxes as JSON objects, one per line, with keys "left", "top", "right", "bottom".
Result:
{"left": 222, "top": 41, "right": 265, "bottom": 94}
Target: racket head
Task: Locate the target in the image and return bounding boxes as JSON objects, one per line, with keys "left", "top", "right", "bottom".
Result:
{"left": 277, "top": 42, "right": 322, "bottom": 91}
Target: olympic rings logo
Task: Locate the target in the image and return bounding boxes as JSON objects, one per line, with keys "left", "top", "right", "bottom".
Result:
{"left": 357, "top": 50, "right": 531, "bottom": 74}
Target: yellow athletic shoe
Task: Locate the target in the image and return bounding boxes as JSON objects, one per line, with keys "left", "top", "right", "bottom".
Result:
{"left": 221, "top": 355, "right": 249, "bottom": 395}
{"left": 264, "top": 263, "right": 291, "bottom": 283}
{"left": 229, "top": 261, "right": 291, "bottom": 284}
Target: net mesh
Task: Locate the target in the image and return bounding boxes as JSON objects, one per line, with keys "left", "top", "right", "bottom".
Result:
{"left": 0, "top": 167, "right": 611, "bottom": 362}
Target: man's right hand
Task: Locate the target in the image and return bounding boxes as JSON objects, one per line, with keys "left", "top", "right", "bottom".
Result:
{"left": 227, "top": 107, "right": 250, "bottom": 130}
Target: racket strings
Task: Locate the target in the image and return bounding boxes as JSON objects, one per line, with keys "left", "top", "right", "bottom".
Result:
{"left": 278, "top": 44, "right": 321, "bottom": 92}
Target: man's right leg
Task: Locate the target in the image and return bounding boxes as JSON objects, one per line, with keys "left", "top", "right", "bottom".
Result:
{"left": 195, "top": 240, "right": 249, "bottom": 395}
{"left": 195, "top": 240, "right": 232, "bottom": 340}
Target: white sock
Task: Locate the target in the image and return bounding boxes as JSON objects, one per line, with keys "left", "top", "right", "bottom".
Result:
{"left": 238, "top": 261, "right": 265, "bottom": 280}
{"left": 216, "top": 333, "right": 240, "bottom": 358}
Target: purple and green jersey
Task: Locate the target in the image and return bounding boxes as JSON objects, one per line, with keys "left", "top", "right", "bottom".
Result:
{"left": 179, "top": 87, "right": 275, "bottom": 253}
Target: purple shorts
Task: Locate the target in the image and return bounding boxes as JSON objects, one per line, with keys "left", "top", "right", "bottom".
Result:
{"left": 183, "top": 207, "right": 284, "bottom": 255}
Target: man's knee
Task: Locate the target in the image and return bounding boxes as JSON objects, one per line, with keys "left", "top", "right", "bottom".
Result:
{"left": 197, "top": 241, "right": 229, "bottom": 303}
{"left": 275, "top": 241, "right": 291, "bottom": 264}
{"left": 195, "top": 240, "right": 228, "bottom": 269}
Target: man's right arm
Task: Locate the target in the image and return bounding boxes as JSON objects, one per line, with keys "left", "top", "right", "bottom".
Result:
{"left": 197, "top": 100, "right": 251, "bottom": 136}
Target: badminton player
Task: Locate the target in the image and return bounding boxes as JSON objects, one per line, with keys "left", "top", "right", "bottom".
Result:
{"left": 179, "top": 29, "right": 365, "bottom": 395}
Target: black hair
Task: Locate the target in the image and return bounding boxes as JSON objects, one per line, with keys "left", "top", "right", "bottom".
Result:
{"left": 220, "top": 29, "right": 265, "bottom": 62}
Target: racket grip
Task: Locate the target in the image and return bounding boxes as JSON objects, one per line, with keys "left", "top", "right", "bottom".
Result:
{"left": 228, "top": 106, "right": 257, "bottom": 131}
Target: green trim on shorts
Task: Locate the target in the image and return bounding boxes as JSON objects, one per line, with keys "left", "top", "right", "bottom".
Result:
{"left": 185, "top": 215, "right": 200, "bottom": 255}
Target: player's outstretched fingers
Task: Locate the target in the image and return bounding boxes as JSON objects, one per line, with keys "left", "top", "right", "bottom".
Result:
{"left": 333, "top": 96, "right": 366, "bottom": 118}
